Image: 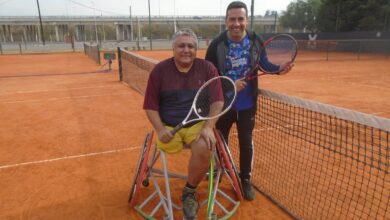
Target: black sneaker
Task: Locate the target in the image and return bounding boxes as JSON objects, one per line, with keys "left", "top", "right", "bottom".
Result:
{"left": 181, "top": 187, "right": 199, "bottom": 220}
{"left": 241, "top": 179, "right": 256, "bottom": 201}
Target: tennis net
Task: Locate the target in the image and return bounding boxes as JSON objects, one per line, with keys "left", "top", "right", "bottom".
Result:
{"left": 117, "top": 48, "right": 389, "bottom": 220}
{"left": 83, "top": 43, "right": 100, "bottom": 65}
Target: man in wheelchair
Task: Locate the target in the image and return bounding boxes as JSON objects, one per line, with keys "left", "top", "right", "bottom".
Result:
{"left": 143, "top": 28, "right": 221, "bottom": 219}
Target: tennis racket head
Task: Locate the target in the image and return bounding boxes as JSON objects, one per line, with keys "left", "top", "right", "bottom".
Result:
{"left": 258, "top": 34, "right": 298, "bottom": 74}
{"left": 171, "top": 76, "right": 236, "bottom": 135}
{"left": 193, "top": 76, "right": 236, "bottom": 120}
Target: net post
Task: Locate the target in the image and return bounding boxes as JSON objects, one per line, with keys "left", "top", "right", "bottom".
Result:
{"left": 0, "top": 43, "right": 2, "bottom": 55}
{"left": 117, "top": 47, "right": 123, "bottom": 81}
{"left": 19, "top": 43, "right": 22, "bottom": 54}
{"left": 97, "top": 45, "right": 101, "bottom": 65}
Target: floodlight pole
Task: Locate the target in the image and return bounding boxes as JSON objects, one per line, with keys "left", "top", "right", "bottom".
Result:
{"left": 274, "top": 11, "right": 278, "bottom": 33}
{"left": 136, "top": 16, "right": 140, "bottom": 49}
{"left": 335, "top": 0, "right": 340, "bottom": 32}
{"left": 92, "top": 1, "right": 98, "bottom": 43}
{"left": 36, "top": 0, "right": 45, "bottom": 45}
{"left": 129, "top": 5, "right": 133, "bottom": 41}
{"left": 148, "top": 0, "right": 152, "bottom": 50}
{"left": 250, "top": 0, "right": 254, "bottom": 31}
{"left": 219, "top": 0, "right": 222, "bottom": 33}
{"left": 173, "top": 0, "right": 177, "bottom": 33}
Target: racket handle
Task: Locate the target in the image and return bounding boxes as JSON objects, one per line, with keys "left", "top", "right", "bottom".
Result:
{"left": 245, "top": 72, "right": 267, "bottom": 81}
{"left": 170, "top": 123, "right": 183, "bottom": 135}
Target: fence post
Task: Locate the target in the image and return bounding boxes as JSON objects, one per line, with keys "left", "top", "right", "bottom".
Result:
{"left": 357, "top": 40, "right": 361, "bottom": 60}
{"left": 71, "top": 38, "right": 75, "bottom": 52}
{"left": 326, "top": 41, "right": 329, "bottom": 61}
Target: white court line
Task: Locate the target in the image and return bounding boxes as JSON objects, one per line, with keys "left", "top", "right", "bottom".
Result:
{"left": 0, "top": 146, "right": 140, "bottom": 170}
{"left": 0, "top": 85, "right": 119, "bottom": 96}
{"left": 261, "top": 77, "right": 389, "bottom": 90}
{"left": 371, "top": 111, "right": 390, "bottom": 116}
{"left": 0, "top": 92, "right": 132, "bottom": 104}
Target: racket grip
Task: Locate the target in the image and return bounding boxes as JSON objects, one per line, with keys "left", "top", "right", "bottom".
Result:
{"left": 170, "top": 123, "right": 183, "bottom": 135}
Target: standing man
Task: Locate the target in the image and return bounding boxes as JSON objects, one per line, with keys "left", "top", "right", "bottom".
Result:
{"left": 205, "top": 1, "right": 291, "bottom": 201}
{"left": 144, "top": 28, "right": 220, "bottom": 219}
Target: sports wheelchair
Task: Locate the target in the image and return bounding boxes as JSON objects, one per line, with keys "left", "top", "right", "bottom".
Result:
{"left": 128, "top": 129, "right": 243, "bottom": 219}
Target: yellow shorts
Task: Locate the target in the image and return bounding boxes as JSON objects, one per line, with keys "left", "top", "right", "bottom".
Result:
{"left": 156, "top": 121, "right": 205, "bottom": 154}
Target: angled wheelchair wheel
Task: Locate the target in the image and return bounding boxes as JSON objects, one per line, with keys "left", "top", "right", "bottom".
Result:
{"left": 214, "top": 129, "right": 243, "bottom": 201}
{"left": 128, "top": 131, "right": 154, "bottom": 208}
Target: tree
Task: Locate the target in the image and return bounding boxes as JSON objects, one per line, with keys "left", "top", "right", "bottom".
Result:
{"left": 280, "top": 0, "right": 390, "bottom": 32}
{"left": 380, "top": 1, "right": 390, "bottom": 30}
{"left": 317, "top": 0, "right": 389, "bottom": 32}
{"left": 279, "top": 0, "right": 321, "bottom": 33}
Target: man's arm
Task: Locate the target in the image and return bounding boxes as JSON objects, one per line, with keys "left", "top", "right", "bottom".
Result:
{"left": 198, "top": 103, "right": 222, "bottom": 149}
{"left": 204, "top": 100, "right": 223, "bottom": 128}
{"left": 145, "top": 110, "right": 173, "bottom": 143}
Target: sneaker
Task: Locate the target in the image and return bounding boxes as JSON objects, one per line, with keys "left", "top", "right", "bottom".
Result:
{"left": 181, "top": 187, "right": 199, "bottom": 220}
{"left": 241, "top": 179, "right": 256, "bottom": 201}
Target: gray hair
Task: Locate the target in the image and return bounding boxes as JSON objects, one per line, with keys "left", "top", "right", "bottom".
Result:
{"left": 171, "top": 28, "right": 198, "bottom": 49}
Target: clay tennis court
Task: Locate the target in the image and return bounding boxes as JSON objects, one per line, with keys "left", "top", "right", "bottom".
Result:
{"left": 0, "top": 50, "right": 388, "bottom": 219}
{"left": 135, "top": 50, "right": 390, "bottom": 118}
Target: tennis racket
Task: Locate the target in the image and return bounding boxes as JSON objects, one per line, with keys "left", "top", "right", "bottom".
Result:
{"left": 245, "top": 34, "right": 298, "bottom": 81}
{"left": 128, "top": 131, "right": 154, "bottom": 208}
{"left": 170, "top": 76, "right": 237, "bottom": 135}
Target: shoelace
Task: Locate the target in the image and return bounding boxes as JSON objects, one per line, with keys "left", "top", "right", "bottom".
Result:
{"left": 183, "top": 193, "right": 196, "bottom": 204}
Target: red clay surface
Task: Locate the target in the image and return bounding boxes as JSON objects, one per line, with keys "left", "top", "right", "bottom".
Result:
{"left": 0, "top": 52, "right": 291, "bottom": 220}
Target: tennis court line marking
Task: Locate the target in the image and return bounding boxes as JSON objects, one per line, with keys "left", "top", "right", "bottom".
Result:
{"left": 0, "top": 85, "right": 121, "bottom": 96}
{"left": 372, "top": 111, "right": 390, "bottom": 116}
{"left": 0, "top": 146, "right": 140, "bottom": 170}
{"left": 261, "top": 78, "right": 389, "bottom": 90}
{"left": 0, "top": 70, "right": 108, "bottom": 79}
{"left": 0, "top": 92, "right": 132, "bottom": 104}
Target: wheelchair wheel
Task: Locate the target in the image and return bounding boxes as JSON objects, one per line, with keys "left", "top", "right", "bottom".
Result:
{"left": 128, "top": 131, "right": 154, "bottom": 208}
{"left": 214, "top": 129, "right": 243, "bottom": 200}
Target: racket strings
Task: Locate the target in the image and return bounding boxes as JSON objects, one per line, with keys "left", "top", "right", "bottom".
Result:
{"left": 194, "top": 77, "right": 236, "bottom": 118}
{"left": 260, "top": 35, "right": 297, "bottom": 73}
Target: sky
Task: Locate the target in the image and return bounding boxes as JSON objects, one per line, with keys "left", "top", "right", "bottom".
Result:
{"left": 0, "top": 0, "right": 294, "bottom": 17}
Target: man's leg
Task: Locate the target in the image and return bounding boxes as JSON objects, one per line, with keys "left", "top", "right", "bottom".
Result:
{"left": 236, "top": 107, "right": 256, "bottom": 200}
{"left": 188, "top": 137, "right": 211, "bottom": 186}
{"left": 182, "top": 125, "right": 211, "bottom": 219}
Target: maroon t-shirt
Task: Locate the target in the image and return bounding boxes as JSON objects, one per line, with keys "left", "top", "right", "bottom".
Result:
{"left": 143, "top": 57, "right": 219, "bottom": 127}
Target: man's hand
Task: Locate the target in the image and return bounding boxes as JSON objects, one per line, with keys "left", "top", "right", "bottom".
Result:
{"left": 157, "top": 128, "right": 173, "bottom": 143}
{"left": 278, "top": 62, "right": 294, "bottom": 75}
{"left": 196, "top": 126, "right": 216, "bottom": 150}
{"left": 235, "top": 78, "right": 247, "bottom": 92}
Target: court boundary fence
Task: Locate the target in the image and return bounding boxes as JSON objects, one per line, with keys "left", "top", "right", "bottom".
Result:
{"left": 117, "top": 47, "right": 390, "bottom": 220}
